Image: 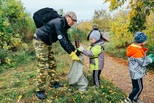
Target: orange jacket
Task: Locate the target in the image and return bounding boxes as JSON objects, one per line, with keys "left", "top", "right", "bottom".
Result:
{"left": 126, "top": 44, "right": 148, "bottom": 58}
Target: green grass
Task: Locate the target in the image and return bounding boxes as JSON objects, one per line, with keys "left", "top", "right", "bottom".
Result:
{"left": 0, "top": 43, "right": 126, "bottom": 103}
{"left": 0, "top": 45, "right": 36, "bottom": 73}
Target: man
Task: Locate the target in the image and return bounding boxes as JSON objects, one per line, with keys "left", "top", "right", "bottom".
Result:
{"left": 33, "top": 11, "right": 79, "bottom": 100}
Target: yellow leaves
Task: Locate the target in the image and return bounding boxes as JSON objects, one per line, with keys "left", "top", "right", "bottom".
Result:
{"left": 0, "top": 32, "right": 4, "bottom": 36}
{"left": 17, "top": 95, "right": 22, "bottom": 103}
{"left": 109, "top": 90, "right": 116, "bottom": 94}
{"left": 5, "top": 57, "right": 11, "bottom": 65}
{"left": 10, "top": 8, "right": 16, "bottom": 14}
{"left": 129, "top": 9, "right": 137, "bottom": 19}
{"left": 10, "top": 37, "right": 21, "bottom": 47}
{"left": 3, "top": 43, "right": 10, "bottom": 51}
{"left": 137, "top": 1, "right": 143, "bottom": 7}
{"left": 47, "top": 99, "right": 52, "bottom": 103}
{"left": 6, "top": 0, "right": 25, "bottom": 21}
{"left": 130, "top": 0, "right": 133, "bottom": 5}
{"left": 19, "top": 12, "right": 25, "bottom": 18}
{"left": 110, "top": 13, "right": 133, "bottom": 48}
{"left": 3, "top": 21, "right": 10, "bottom": 27}
{"left": 0, "top": 10, "right": 2, "bottom": 15}
{"left": 105, "top": 0, "right": 125, "bottom": 11}
{"left": 109, "top": 0, "right": 117, "bottom": 10}
{"left": 0, "top": 82, "right": 4, "bottom": 87}
{"left": 77, "top": 21, "right": 93, "bottom": 34}
{"left": 78, "top": 90, "right": 84, "bottom": 94}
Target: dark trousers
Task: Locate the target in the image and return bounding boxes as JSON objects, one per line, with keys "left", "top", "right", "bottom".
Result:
{"left": 93, "top": 70, "right": 102, "bottom": 86}
{"left": 129, "top": 78, "right": 143, "bottom": 101}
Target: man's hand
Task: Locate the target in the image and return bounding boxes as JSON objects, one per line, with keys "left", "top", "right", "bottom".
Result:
{"left": 75, "top": 49, "right": 81, "bottom": 56}
{"left": 70, "top": 51, "right": 80, "bottom": 61}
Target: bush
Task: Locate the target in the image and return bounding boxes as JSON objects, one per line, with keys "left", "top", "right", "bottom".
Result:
{"left": 1, "top": 0, "right": 35, "bottom": 52}
{"left": 0, "top": 43, "right": 35, "bottom": 73}
{"left": 68, "top": 27, "right": 87, "bottom": 42}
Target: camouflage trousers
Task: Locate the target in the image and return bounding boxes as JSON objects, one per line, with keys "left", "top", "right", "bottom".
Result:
{"left": 33, "top": 38, "right": 57, "bottom": 91}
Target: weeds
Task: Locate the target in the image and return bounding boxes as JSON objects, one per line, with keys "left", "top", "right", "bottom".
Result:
{"left": 0, "top": 42, "right": 126, "bottom": 103}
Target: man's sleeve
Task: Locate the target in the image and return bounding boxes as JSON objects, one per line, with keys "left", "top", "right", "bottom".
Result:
{"left": 54, "top": 22, "right": 75, "bottom": 54}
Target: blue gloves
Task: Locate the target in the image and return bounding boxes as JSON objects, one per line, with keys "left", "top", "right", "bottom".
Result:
{"left": 148, "top": 54, "right": 154, "bottom": 62}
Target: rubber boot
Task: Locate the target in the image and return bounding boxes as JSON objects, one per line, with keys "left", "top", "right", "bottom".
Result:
{"left": 36, "top": 91, "right": 47, "bottom": 100}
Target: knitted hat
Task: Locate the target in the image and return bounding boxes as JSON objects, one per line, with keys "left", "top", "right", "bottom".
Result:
{"left": 134, "top": 31, "right": 147, "bottom": 43}
{"left": 89, "top": 30, "right": 100, "bottom": 41}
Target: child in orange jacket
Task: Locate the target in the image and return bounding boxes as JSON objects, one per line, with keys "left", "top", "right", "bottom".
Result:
{"left": 125, "top": 31, "right": 154, "bottom": 103}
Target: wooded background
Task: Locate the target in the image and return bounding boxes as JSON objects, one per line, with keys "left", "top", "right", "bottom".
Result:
{"left": 0, "top": 0, "right": 154, "bottom": 70}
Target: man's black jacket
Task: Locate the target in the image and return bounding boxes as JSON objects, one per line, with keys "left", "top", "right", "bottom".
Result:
{"left": 35, "top": 17, "right": 75, "bottom": 54}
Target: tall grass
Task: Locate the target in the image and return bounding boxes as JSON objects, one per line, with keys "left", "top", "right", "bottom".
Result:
{"left": 0, "top": 44, "right": 35, "bottom": 73}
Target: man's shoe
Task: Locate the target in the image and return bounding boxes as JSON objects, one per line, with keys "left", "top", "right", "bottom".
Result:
{"left": 36, "top": 91, "right": 47, "bottom": 100}
{"left": 50, "top": 82, "right": 64, "bottom": 88}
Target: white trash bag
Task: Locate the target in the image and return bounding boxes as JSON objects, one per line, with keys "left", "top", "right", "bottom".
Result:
{"left": 68, "top": 55, "right": 88, "bottom": 91}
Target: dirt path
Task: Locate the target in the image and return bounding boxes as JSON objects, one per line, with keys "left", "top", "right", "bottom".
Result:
{"left": 84, "top": 53, "right": 154, "bottom": 103}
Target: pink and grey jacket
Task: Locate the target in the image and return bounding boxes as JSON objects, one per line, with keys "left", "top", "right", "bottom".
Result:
{"left": 82, "top": 40, "right": 104, "bottom": 70}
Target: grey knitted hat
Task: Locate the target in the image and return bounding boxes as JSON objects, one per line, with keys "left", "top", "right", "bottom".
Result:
{"left": 89, "top": 30, "right": 100, "bottom": 41}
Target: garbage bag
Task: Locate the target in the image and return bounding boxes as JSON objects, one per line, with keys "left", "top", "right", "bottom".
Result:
{"left": 68, "top": 55, "right": 88, "bottom": 91}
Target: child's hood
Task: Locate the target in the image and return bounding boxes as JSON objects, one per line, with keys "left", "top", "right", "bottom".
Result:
{"left": 92, "top": 39, "right": 104, "bottom": 47}
{"left": 97, "top": 40, "right": 104, "bottom": 47}
{"left": 126, "top": 43, "right": 147, "bottom": 58}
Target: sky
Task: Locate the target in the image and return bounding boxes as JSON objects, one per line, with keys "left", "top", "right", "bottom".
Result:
{"left": 21, "top": 0, "right": 111, "bottom": 21}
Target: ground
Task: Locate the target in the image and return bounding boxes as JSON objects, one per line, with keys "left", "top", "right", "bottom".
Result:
{"left": 84, "top": 53, "right": 154, "bottom": 103}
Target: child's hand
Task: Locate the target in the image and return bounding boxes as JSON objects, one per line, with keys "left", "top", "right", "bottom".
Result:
{"left": 77, "top": 46, "right": 84, "bottom": 52}
{"left": 148, "top": 54, "right": 154, "bottom": 58}
{"left": 148, "top": 54, "right": 154, "bottom": 62}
